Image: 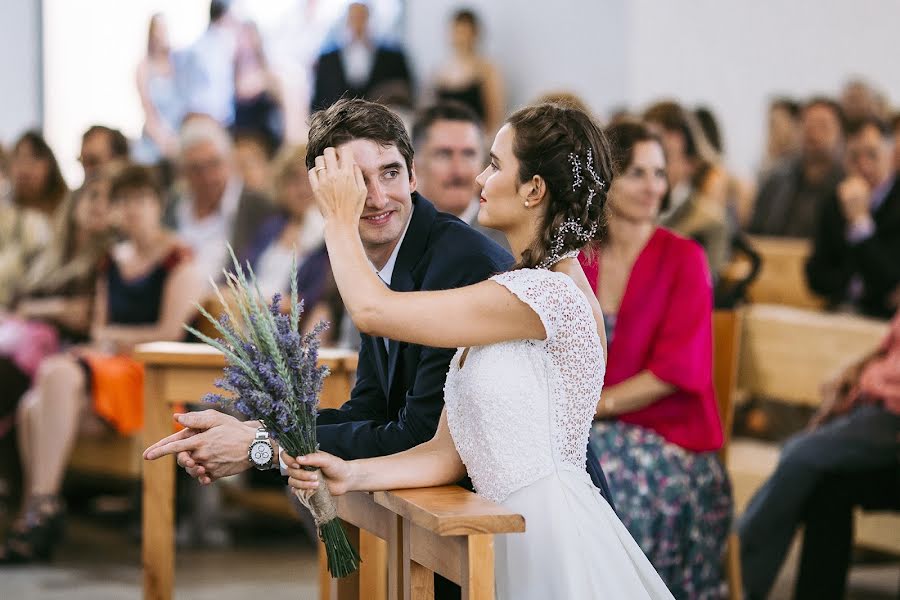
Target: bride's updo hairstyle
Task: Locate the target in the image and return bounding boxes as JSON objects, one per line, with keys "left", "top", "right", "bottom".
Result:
{"left": 507, "top": 102, "right": 615, "bottom": 270}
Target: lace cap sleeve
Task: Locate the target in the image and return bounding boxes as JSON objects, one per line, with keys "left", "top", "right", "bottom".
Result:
{"left": 490, "top": 269, "right": 581, "bottom": 342}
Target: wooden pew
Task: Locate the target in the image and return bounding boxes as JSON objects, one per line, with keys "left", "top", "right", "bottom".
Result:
{"left": 136, "top": 341, "right": 358, "bottom": 600}
{"left": 375, "top": 486, "right": 526, "bottom": 600}
{"left": 737, "top": 304, "right": 888, "bottom": 406}
{"left": 722, "top": 236, "right": 824, "bottom": 310}
{"left": 728, "top": 304, "right": 899, "bottom": 554}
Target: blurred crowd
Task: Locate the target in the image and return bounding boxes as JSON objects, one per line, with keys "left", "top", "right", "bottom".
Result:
{"left": 0, "top": 1, "right": 898, "bottom": 598}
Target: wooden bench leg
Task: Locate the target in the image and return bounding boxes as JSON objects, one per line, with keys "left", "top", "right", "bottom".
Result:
{"left": 360, "top": 530, "right": 387, "bottom": 600}
{"left": 462, "top": 535, "right": 494, "bottom": 600}
{"left": 319, "top": 542, "right": 333, "bottom": 600}
{"left": 726, "top": 531, "right": 744, "bottom": 600}
{"left": 334, "top": 522, "right": 361, "bottom": 599}
{"left": 388, "top": 515, "right": 404, "bottom": 600}
{"left": 142, "top": 367, "right": 174, "bottom": 600}
{"left": 403, "top": 523, "right": 435, "bottom": 600}
{"left": 408, "top": 562, "right": 435, "bottom": 600}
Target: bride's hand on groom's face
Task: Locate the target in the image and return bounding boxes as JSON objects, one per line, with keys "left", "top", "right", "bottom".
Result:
{"left": 285, "top": 451, "right": 354, "bottom": 496}
{"left": 308, "top": 147, "right": 366, "bottom": 226}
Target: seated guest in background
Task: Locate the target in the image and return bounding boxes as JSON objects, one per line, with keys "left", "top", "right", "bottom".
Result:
{"left": 0, "top": 170, "right": 116, "bottom": 497}
{"left": 892, "top": 112, "right": 900, "bottom": 172}
{"left": 233, "top": 129, "right": 276, "bottom": 196}
{"left": 644, "top": 101, "right": 731, "bottom": 277}
{"left": 759, "top": 97, "right": 802, "bottom": 177}
{"left": 0, "top": 165, "right": 203, "bottom": 564}
{"left": 239, "top": 144, "right": 337, "bottom": 340}
{"left": 805, "top": 117, "right": 900, "bottom": 319}
{"left": 6, "top": 130, "right": 68, "bottom": 217}
{"left": 748, "top": 97, "right": 844, "bottom": 238}
{"left": 310, "top": 2, "right": 413, "bottom": 112}
{"left": 0, "top": 144, "right": 8, "bottom": 197}
{"left": 791, "top": 466, "right": 898, "bottom": 600}
{"left": 694, "top": 105, "right": 756, "bottom": 229}
{"left": 429, "top": 9, "right": 504, "bottom": 136}
{"left": 840, "top": 79, "right": 886, "bottom": 127}
{"left": 79, "top": 125, "right": 129, "bottom": 181}
{"left": 5, "top": 168, "right": 118, "bottom": 348}
{"left": 0, "top": 131, "right": 69, "bottom": 307}
{"left": 167, "top": 118, "right": 275, "bottom": 282}
{"left": 134, "top": 13, "right": 184, "bottom": 165}
{"left": 739, "top": 307, "right": 900, "bottom": 600}
{"left": 581, "top": 121, "right": 730, "bottom": 599}
{"left": 412, "top": 101, "right": 508, "bottom": 248}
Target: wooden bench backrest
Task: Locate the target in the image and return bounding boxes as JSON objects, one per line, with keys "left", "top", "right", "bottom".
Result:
{"left": 722, "top": 236, "right": 824, "bottom": 310}
{"left": 737, "top": 304, "right": 887, "bottom": 406}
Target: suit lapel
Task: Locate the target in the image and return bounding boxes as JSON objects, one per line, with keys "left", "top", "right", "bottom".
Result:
{"left": 385, "top": 194, "right": 437, "bottom": 395}
{"left": 368, "top": 334, "right": 390, "bottom": 397}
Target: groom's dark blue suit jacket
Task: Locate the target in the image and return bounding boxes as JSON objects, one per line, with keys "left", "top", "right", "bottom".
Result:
{"left": 315, "top": 193, "right": 614, "bottom": 506}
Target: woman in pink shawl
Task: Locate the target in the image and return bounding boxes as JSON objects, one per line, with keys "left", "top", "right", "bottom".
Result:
{"left": 580, "top": 121, "right": 731, "bottom": 599}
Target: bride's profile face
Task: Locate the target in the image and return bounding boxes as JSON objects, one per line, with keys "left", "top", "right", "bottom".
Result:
{"left": 475, "top": 124, "right": 527, "bottom": 232}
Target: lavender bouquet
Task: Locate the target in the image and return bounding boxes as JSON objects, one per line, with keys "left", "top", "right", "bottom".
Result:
{"left": 184, "top": 246, "right": 360, "bottom": 578}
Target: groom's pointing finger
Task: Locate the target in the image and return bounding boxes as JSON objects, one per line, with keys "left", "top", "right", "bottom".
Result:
{"left": 143, "top": 426, "right": 195, "bottom": 459}
{"left": 144, "top": 433, "right": 204, "bottom": 460}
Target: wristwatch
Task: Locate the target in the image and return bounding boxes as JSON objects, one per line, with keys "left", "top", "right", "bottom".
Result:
{"left": 248, "top": 426, "right": 275, "bottom": 470}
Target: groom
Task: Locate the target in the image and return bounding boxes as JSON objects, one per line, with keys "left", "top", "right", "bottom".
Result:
{"left": 144, "top": 99, "right": 614, "bottom": 574}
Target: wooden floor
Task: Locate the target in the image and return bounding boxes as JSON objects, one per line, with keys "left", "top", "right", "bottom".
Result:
{"left": 0, "top": 509, "right": 897, "bottom": 599}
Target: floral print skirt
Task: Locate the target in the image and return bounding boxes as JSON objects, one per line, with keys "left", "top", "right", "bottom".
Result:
{"left": 590, "top": 420, "right": 733, "bottom": 600}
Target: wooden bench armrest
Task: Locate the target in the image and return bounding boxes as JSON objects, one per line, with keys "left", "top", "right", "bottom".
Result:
{"left": 134, "top": 341, "right": 358, "bottom": 371}
{"left": 374, "top": 486, "right": 525, "bottom": 536}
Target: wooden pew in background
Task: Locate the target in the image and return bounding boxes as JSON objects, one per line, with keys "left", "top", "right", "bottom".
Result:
{"left": 736, "top": 304, "right": 887, "bottom": 406}
{"left": 721, "top": 236, "right": 824, "bottom": 310}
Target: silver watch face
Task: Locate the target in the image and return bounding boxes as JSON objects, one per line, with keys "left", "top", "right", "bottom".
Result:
{"left": 250, "top": 441, "right": 273, "bottom": 465}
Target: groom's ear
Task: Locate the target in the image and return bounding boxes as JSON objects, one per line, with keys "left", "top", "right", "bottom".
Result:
{"left": 522, "top": 174, "right": 548, "bottom": 207}
{"left": 407, "top": 161, "right": 418, "bottom": 193}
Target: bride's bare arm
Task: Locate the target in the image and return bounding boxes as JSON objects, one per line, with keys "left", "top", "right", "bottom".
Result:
{"left": 311, "top": 147, "right": 546, "bottom": 349}
{"left": 285, "top": 410, "right": 465, "bottom": 495}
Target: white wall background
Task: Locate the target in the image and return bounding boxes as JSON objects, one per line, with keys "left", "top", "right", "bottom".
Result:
{"left": 623, "top": 0, "right": 900, "bottom": 176}
{"left": 0, "top": 0, "right": 41, "bottom": 144}
{"left": 406, "top": 0, "right": 629, "bottom": 118}
{"left": 2, "top": 0, "right": 899, "bottom": 181}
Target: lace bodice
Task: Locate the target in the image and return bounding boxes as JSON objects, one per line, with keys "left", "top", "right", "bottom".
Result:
{"left": 444, "top": 269, "right": 605, "bottom": 503}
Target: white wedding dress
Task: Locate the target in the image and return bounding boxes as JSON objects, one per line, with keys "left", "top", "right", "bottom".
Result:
{"left": 444, "top": 269, "right": 674, "bottom": 599}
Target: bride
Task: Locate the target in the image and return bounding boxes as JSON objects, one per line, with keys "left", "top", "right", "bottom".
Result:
{"left": 290, "top": 102, "right": 674, "bottom": 599}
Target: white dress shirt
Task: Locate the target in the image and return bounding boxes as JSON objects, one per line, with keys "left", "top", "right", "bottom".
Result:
{"left": 175, "top": 177, "right": 243, "bottom": 282}
{"left": 374, "top": 208, "right": 413, "bottom": 351}
{"left": 341, "top": 38, "right": 374, "bottom": 88}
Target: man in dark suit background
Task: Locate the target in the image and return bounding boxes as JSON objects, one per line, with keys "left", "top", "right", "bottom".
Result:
{"left": 310, "top": 2, "right": 413, "bottom": 112}
{"left": 805, "top": 117, "right": 900, "bottom": 319}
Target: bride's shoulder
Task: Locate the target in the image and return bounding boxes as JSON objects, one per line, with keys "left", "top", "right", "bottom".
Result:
{"left": 490, "top": 268, "right": 582, "bottom": 305}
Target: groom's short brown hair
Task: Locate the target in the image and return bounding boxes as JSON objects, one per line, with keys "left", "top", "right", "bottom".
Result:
{"left": 306, "top": 99, "right": 414, "bottom": 176}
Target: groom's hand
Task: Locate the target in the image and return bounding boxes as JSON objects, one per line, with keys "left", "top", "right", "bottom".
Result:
{"left": 142, "top": 410, "right": 257, "bottom": 484}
